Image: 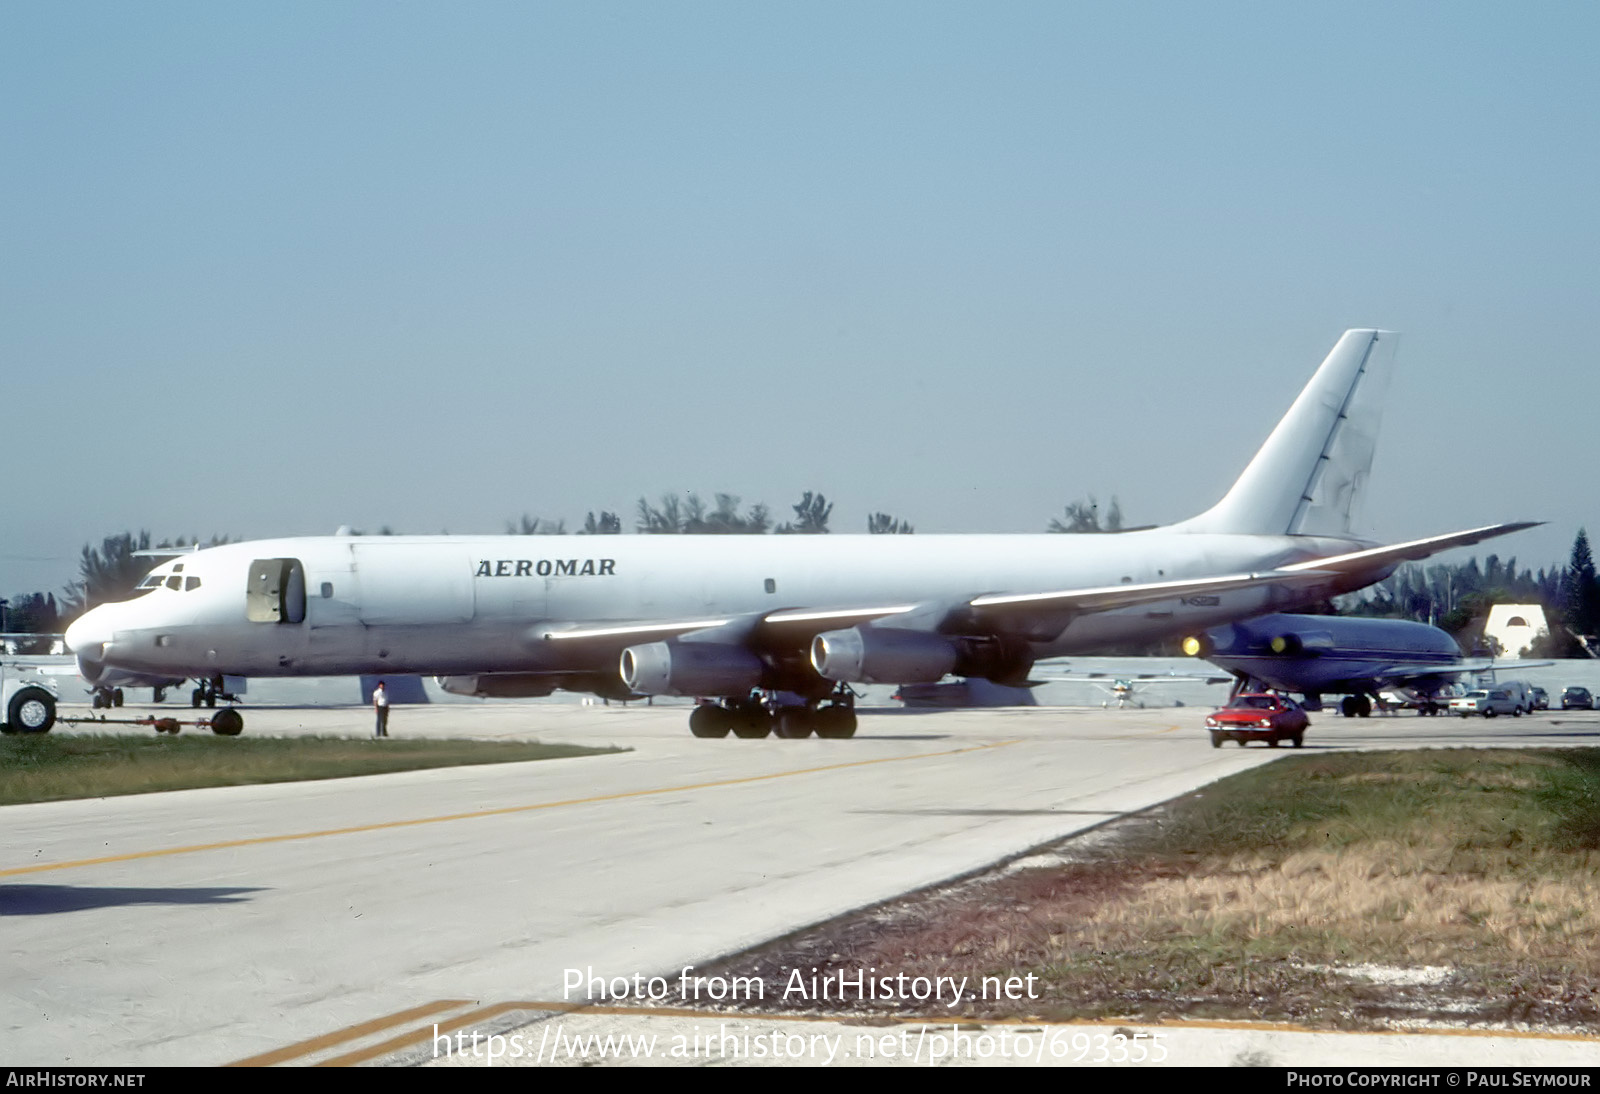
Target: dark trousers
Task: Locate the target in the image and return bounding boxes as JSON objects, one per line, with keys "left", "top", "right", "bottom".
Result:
{"left": 375, "top": 706, "right": 389, "bottom": 736}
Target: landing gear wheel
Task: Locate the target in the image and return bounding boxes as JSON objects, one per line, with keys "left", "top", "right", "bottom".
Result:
{"left": 192, "top": 688, "right": 204, "bottom": 708}
{"left": 814, "top": 706, "right": 857, "bottom": 739}
{"left": 1356, "top": 695, "right": 1372, "bottom": 718}
{"left": 734, "top": 710, "right": 775, "bottom": 739}
{"left": 7, "top": 687, "right": 56, "bottom": 734}
{"left": 112, "top": 688, "right": 124, "bottom": 708}
{"left": 92, "top": 690, "right": 107, "bottom": 709}
{"left": 209, "top": 708, "right": 244, "bottom": 736}
{"left": 1341, "top": 696, "right": 1360, "bottom": 718}
{"left": 774, "top": 709, "right": 813, "bottom": 739}
{"left": 688, "top": 705, "right": 732, "bottom": 738}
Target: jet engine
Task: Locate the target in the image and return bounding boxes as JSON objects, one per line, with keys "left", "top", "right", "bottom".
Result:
{"left": 1266, "top": 629, "right": 1335, "bottom": 655}
{"left": 810, "top": 627, "right": 960, "bottom": 685}
{"left": 620, "top": 641, "right": 765, "bottom": 697}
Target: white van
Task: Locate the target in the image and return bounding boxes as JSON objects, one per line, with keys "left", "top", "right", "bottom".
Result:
{"left": 1500, "top": 680, "right": 1535, "bottom": 714}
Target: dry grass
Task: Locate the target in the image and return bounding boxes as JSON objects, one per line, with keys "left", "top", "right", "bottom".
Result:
{"left": 1086, "top": 842, "right": 1600, "bottom": 964}
{"left": 688, "top": 748, "right": 1600, "bottom": 1029}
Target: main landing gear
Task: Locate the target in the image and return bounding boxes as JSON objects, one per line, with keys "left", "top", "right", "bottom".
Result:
{"left": 90, "top": 687, "right": 124, "bottom": 709}
{"left": 1340, "top": 694, "right": 1374, "bottom": 718}
{"left": 687, "top": 687, "right": 858, "bottom": 740}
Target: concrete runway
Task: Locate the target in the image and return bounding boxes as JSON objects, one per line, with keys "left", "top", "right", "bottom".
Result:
{"left": 5, "top": 699, "right": 1599, "bottom": 1067}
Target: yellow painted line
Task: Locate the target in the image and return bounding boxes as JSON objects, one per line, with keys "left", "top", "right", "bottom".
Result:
{"left": 2, "top": 739, "right": 1019, "bottom": 879}
{"left": 225, "top": 999, "right": 473, "bottom": 1067}
{"left": 254, "top": 1000, "right": 1600, "bottom": 1065}
{"left": 313, "top": 1002, "right": 558, "bottom": 1067}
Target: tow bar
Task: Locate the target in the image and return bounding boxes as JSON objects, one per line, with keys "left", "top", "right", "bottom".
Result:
{"left": 58, "top": 708, "right": 245, "bottom": 736}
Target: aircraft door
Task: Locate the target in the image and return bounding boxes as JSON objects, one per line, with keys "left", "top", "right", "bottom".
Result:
{"left": 246, "top": 559, "right": 307, "bottom": 624}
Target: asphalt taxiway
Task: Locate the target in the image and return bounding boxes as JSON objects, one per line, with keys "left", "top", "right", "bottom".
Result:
{"left": 6, "top": 701, "right": 1599, "bottom": 1066}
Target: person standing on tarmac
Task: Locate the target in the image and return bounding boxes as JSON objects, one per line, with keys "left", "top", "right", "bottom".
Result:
{"left": 373, "top": 680, "right": 390, "bottom": 738}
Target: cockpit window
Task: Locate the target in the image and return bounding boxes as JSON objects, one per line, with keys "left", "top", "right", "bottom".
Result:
{"left": 138, "top": 574, "right": 165, "bottom": 589}
{"left": 185, "top": 577, "right": 201, "bottom": 591}
{"left": 166, "top": 576, "right": 182, "bottom": 590}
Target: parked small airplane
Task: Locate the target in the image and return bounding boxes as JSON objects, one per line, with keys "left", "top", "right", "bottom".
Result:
{"left": 65, "top": 330, "right": 1535, "bottom": 738}
{"left": 1185, "top": 613, "right": 1547, "bottom": 717}
{"left": 1081, "top": 672, "right": 1234, "bottom": 709}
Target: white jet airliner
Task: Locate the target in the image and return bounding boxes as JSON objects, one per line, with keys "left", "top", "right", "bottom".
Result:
{"left": 66, "top": 331, "right": 1534, "bottom": 739}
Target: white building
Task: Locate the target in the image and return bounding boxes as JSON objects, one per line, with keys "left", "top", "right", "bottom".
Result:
{"left": 1483, "top": 604, "right": 1549, "bottom": 659}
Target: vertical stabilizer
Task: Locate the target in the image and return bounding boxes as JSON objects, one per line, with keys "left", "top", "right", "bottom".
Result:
{"left": 1175, "top": 329, "right": 1397, "bottom": 537}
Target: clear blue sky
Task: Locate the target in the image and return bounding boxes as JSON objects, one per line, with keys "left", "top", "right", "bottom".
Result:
{"left": 4, "top": 2, "right": 1596, "bottom": 597}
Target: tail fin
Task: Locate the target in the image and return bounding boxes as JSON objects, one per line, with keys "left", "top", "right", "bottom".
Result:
{"left": 1175, "top": 329, "right": 1397, "bottom": 537}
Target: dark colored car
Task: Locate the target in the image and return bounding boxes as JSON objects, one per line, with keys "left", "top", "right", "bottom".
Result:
{"left": 1561, "top": 687, "right": 1593, "bottom": 710}
{"left": 1531, "top": 687, "right": 1549, "bottom": 711}
{"left": 1206, "top": 694, "right": 1310, "bottom": 748}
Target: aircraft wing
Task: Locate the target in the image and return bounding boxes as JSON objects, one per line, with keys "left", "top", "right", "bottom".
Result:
{"left": 1082, "top": 672, "right": 1234, "bottom": 685}
{"left": 1357, "top": 661, "right": 1490, "bottom": 686}
{"left": 1279, "top": 523, "right": 1541, "bottom": 575}
{"left": 535, "top": 527, "right": 1536, "bottom": 659}
{"left": 1022, "top": 660, "right": 1231, "bottom": 685}
{"left": 965, "top": 568, "right": 1331, "bottom": 614}
{"left": 540, "top": 567, "right": 1334, "bottom": 647}
{"left": 1261, "top": 658, "right": 1554, "bottom": 692}
{"left": 1453, "top": 659, "right": 1555, "bottom": 675}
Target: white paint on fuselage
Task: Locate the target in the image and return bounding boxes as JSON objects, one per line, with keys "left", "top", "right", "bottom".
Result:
{"left": 69, "top": 529, "right": 1376, "bottom": 684}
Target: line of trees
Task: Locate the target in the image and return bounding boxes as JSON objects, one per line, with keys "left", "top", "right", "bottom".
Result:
{"left": 2, "top": 531, "right": 229, "bottom": 650}
{"left": 1340, "top": 529, "right": 1600, "bottom": 656}
{"left": 509, "top": 491, "right": 909, "bottom": 536}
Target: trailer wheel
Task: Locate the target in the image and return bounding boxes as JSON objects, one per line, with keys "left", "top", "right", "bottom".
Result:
{"left": 210, "top": 708, "right": 244, "bottom": 736}
{"left": 6, "top": 687, "right": 56, "bottom": 734}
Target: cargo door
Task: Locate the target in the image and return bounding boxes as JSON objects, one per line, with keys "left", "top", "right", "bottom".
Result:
{"left": 352, "top": 544, "right": 476, "bottom": 625}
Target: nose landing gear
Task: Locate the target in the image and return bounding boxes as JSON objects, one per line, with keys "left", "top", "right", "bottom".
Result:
{"left": 190, "top": 676, "right": 239, "bottom": 709}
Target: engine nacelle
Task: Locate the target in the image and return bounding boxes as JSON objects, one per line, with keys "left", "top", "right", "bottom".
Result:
{"left": 620, "top": 641, "right": 765, "bottom": 697}
{"left": 810, "top": 627, "right": 959, "bottom": 684}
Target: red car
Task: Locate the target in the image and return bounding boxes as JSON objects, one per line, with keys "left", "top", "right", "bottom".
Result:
{"left": 1206, "top": 694, "right": 1309, "bottom": 748}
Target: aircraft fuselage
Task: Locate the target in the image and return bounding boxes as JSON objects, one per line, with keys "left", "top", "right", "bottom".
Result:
{"left": 68, "top": 530, "right": 1376, "bottom": 685}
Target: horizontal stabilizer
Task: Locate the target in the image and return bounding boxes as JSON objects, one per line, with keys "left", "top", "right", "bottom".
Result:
{"left": 1281, "top": 523, "right": 1542, "bottom": 575}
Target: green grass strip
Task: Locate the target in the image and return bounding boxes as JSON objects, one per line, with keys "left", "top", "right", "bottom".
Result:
{"left": 0, "top": 733, "right": 619, "bottom": 805}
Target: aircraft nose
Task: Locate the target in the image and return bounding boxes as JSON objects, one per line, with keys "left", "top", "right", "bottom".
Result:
{"left": 65, "top": 608, "right": 113, "bottom": 663}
